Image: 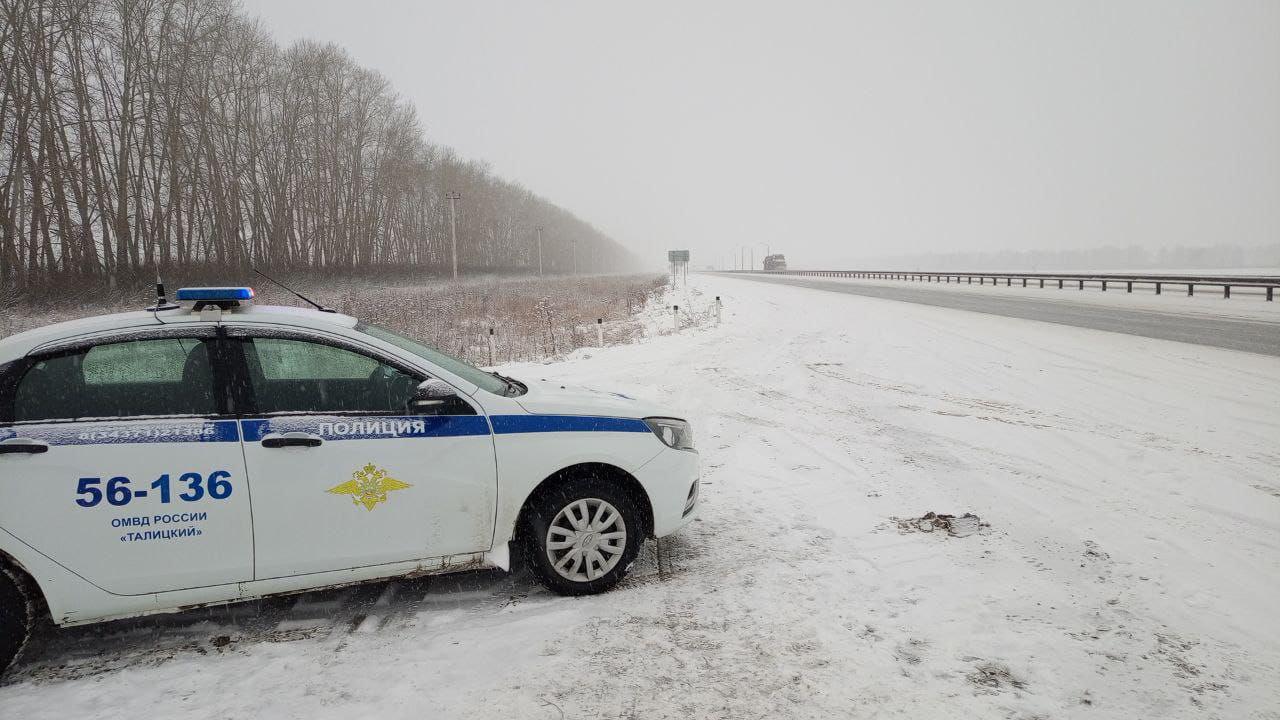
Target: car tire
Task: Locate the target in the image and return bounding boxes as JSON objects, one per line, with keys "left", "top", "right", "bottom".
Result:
{"left": 520, "top": 477, "right": 646, "bottom": 596}
{"left": 0, "top": 564, "right": 36, "bottom": 675}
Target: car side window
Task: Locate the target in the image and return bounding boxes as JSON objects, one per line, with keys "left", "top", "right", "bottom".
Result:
{"left": 13, "top": 338, "right": 218, "bottom": 422}
{"left": 242, "top": 337, "right": 423, "bottom": 415}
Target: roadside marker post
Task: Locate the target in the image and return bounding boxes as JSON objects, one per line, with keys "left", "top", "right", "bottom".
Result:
{"left": 597, "top": 318, "right": 604, "bottom": 347}
{"left": 673, "top": 305, "right": 680, "bottom": 333}
{"left": 487, "top": 327, "right": 495, "bottom": 366}
{"left": 716, "top": 296, "right": 722, "bottom": 325}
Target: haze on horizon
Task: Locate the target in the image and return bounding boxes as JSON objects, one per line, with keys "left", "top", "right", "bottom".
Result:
{"left": 240, "top": 0, "right": 1279, "bottom": 270}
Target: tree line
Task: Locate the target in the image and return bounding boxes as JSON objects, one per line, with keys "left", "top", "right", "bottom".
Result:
{"left": 0, "top": 0, "right": 633, "bottom": 295}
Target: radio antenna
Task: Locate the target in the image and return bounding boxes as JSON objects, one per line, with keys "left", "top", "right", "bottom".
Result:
{"left": 147, "top": 266, "right": 179, "bottom": 314}
{"left": 251, "top": 267, "right": 335, "bottom": 313}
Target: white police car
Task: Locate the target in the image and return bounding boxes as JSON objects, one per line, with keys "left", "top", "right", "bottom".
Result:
{"left": 0, "top": 287, "right": 698, "bottom": 671}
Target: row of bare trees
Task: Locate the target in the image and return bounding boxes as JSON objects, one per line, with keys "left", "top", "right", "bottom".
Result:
{"left": 0, "top": 0, "right": 633, "bottom": 295}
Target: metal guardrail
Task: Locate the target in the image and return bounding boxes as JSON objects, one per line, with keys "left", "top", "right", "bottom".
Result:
{"left": 729, "top": 270, "right": 1280, "bottom": 301}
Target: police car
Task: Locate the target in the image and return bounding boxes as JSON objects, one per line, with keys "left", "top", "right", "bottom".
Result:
{"left": 0, "top": 287, "right": 698, "bottom": 671}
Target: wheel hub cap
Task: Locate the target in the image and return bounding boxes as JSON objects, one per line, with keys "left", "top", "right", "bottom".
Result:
{"left": 546, "top": 498, "right": 627, "bottom": 583}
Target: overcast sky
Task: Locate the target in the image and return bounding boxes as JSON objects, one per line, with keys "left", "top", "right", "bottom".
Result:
{"left": 240, "top": 0, "right": 1278, "bottom": 269}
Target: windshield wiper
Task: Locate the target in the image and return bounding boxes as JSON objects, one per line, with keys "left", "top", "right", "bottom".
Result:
{"left": 488, "top": 370, "right": 522, "bottom": 396}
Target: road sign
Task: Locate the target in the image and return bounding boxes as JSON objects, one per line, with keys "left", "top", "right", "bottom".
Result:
{"left": 668, "top": 250, "right": 690, "bottom": 262}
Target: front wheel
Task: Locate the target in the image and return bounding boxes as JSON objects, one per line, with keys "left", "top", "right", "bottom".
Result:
{"left": 520, "top": 478, "right": 645, "bottom": 596}
{"left": 0, "top": 565, "right": 36, "bottom": 675}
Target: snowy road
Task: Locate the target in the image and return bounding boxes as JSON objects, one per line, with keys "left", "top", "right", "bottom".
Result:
{"left": 2, "top": 274, "right": 1278, "bottom": 719}
{"left": 729, "top": 273, "right": 1280, "bottom": 356}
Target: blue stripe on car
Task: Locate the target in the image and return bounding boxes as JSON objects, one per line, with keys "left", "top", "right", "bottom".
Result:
{"left": 0, "top": 414, "right": 649, "bottom": 446}
{"left": 489, "top": 415, "right": 649, "bottom": 434}
{"left": 0, "top": 420, "right": 240, "bottom": 446}
{"left": 240, "top": 416, "right": 490, "bottom": 441}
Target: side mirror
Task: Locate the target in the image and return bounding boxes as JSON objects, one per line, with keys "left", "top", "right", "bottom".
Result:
{"left": 408, "top": 379, "right": 468, "bottom": 415}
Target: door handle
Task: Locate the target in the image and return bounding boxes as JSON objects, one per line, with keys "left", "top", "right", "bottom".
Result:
{"left": 0, "top": 438, "right": 50, "bottom": 454}
{"left": 260, "top": 432, "right": 324, "bottom": 449}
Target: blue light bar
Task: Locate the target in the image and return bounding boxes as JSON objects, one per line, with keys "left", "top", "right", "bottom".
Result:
{"left": 175, "top": 287, "right": 255, "bottom": 302}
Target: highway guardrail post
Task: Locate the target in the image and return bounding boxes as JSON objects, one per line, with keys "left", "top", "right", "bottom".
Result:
{"left": 748, "top": 271, "right": 1274, "bottom": 301}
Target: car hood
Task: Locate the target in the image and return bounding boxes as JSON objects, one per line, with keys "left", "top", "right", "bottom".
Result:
{"left": 513, "top": 378, "right": 672, "bottom": 420}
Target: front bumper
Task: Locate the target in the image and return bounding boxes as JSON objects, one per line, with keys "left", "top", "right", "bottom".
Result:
{"left": 632, "top": 446, "right": 700, "bottom": 537}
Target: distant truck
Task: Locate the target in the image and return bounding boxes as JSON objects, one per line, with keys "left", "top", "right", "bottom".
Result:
{"left": 763, "top": 254, "right": 787, "bottom": 272}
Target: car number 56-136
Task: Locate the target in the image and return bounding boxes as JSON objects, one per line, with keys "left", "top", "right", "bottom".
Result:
{"left": 74, "top": 471, "right": 233, "bottom": 508}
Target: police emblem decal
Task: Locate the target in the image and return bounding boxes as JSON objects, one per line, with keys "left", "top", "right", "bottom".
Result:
{"left": 327, "top": 463, "right": 412, "bottom": 510}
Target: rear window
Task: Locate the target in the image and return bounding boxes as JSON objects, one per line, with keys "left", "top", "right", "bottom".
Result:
{"left": 81, "top": 341, "right": 189, "bottom": 385}
{"left": 13, "top": 338, "right": 218, "bottom": 422}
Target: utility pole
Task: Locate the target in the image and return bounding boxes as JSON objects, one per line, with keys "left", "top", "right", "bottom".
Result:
{"left": 446, "top": 191, "right": 461, "bottom": 279}
{"left": 536, "top": 226, "right": 544, "bottom": 276}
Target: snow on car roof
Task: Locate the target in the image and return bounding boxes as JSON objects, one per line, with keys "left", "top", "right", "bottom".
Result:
{"left": 0, "top": 304, "right": 359, "bottom": 361}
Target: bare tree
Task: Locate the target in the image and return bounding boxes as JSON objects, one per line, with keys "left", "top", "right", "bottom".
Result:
{"left": 0, "top": 0, "right": 635, "bottom": 297}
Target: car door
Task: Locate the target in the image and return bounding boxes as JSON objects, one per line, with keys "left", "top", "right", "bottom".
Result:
{"left": 0, "top": 331, "right": 253, "bottom": 595}
{"left": 227, "top": 329, "right": 497, "bottom": 580}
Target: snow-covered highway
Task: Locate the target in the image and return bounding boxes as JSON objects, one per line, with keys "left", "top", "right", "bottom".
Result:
{"left": 2, "top": 273, "right": 1277, "bottom": 719}
{"left": 728, "top": 272, "right": 1280, "bottom": 356}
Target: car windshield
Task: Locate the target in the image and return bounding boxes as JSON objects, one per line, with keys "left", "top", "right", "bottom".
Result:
{"left": 355, "top": 322, "right": 514, "bottom": 396}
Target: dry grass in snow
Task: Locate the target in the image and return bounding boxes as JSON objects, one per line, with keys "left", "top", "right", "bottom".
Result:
{"left": 0, "top": 273, "right": 672, "bottom": 366}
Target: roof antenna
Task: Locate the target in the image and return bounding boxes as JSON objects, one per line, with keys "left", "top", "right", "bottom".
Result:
{"left": 251, "top": 267, "right": 336, "bottom": 313}
{"left": 147, "top": 267, "right": 180, "bottom": 313}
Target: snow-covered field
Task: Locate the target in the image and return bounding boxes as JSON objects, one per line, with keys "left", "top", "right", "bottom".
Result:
{"left": 2, "top": 273, "right": 1278, "bottom": 719}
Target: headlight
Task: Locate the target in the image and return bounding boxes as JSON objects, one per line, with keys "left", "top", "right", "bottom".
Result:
{"left": 644, "top": 417, "right": 694, "bottom": 451}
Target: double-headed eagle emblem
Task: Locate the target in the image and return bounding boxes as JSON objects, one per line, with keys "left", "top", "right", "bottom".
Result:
{"left": 327, "top": 463, "right": 412, "bottom": 511}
